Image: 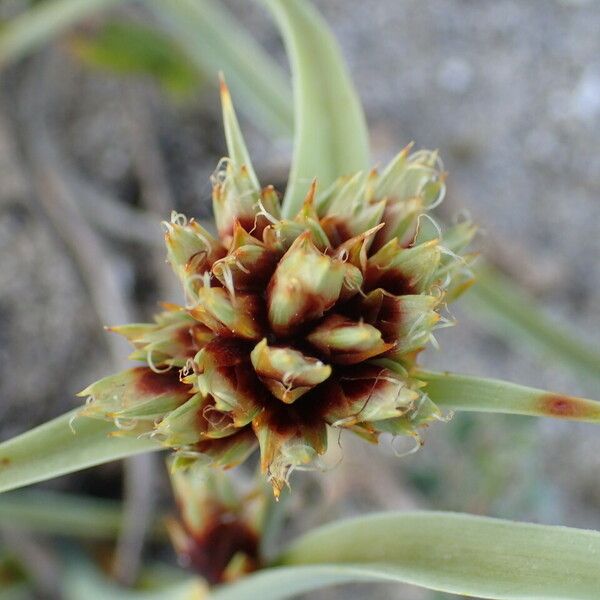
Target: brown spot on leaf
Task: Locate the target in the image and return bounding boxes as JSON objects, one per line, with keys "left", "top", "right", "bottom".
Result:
{"left": 0, "top": 457, "right": 11, "bottom": 467}
{"left": 538, "top": 394, "right": 600, "bottom": 420}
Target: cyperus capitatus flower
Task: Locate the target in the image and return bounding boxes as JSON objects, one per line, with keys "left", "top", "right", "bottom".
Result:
{"left": 79, "top": 81, "right": 476, "bottom": 497}
{"left": 166, "top": 465, "right": 265, "bottom": 584}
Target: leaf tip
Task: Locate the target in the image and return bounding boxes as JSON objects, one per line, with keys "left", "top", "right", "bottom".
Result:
{"left": 218, "top": 71, "right": 231, "bottom": 104}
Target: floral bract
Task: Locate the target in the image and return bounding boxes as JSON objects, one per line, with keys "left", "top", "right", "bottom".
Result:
{"left": 79, "top": 82, "right": 476, "bottom": 497}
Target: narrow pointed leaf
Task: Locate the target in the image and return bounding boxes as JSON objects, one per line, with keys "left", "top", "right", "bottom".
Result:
{"left": 0, "top": 409, "right": 161, "bottom": 494}
{"left": 71, "top": 21, "right": 200, "bottom": 97}
{"left": 418, "top": 369, "right": 600, "bottom": 422}
{"left": 0, "top": 0, "right": 293, "bottom": 136}
{"left": 468, "top": 263, "right": 600, "bottom": 385}
{"left": 0, "top": 0, "right": 126, "bottom": 67}
{"left": 220, "top": 77, "right": 260, "bottom": 188}
{"left": 0, "top": 490, "right": 123, "bottom": 538}
{"left": 147, "top": 0, "right": 293, "bottom": 135}
{"left": 213, "top": 511, "right": 600, "bottom": 600}
{"left": 264, "top": 0, "right": 370, "bottom": 217}
{"left": 0, "top": 490, "right": 166, "bottom": 539}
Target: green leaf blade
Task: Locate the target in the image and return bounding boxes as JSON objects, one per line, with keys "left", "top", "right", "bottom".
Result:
{"left": 0, "top": 409, "right": 161, "bottom": 494}
{"left": 0, "top": 490, "right": 124, "bottom": 538}
{"left": 213, "top": 511, "right": 600, "bottom": 600}
{"left": 0, "top": 489, "right": 166, "bottom": 540}
{"left": 71, "top": 21, "right": 200, "bottom": 97}
{"left": 219, "top": 77, "right": 260, "bottom": 188}
{"left": 0, "top": 0, "right": 126, "bottom": 68}
{"left": 147, "top": 0, "right": 293, "bottom": 136}
{"left": 212, "top": 565, "right": 377, "bottom": 600}
{"left": 418, "top": 370, "right": 600, "bottom": 422}
{"left": 264, "top": 0, "right": 370, "bottom": 217}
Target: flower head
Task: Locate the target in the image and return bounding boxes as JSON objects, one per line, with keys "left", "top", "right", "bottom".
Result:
{"left": 79, "top": 82, "right": 476, "bottom": 497}
{"left": 166, "top": 464, "right": 266, "bottom": 584}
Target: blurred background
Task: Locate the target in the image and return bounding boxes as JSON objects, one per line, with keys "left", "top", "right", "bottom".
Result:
{"left": 0, "top": 0, "right": 599, "bottom": 598}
